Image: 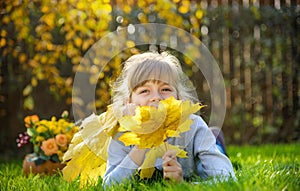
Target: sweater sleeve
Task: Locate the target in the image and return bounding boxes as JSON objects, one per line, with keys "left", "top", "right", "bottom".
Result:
{"left": 192, "top": 116, "right": 236, "bottom": 180}
{"left": 102, "top": 138, "right": 138, "bottom": 187}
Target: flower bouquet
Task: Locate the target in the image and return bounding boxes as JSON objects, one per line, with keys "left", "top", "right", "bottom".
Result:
{"left": 17, "top": 111, "right": 79, "bottom": 175}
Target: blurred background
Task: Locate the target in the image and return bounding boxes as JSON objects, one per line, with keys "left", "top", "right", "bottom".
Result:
{"left": 1, "top": 0, "right": 299, "bottom": 159}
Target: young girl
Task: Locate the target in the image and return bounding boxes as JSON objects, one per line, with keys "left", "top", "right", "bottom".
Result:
{"left": 62, "top": 51, "right": 235, "bottom": 187}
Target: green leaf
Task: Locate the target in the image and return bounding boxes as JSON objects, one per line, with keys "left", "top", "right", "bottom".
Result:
{"left": 27, "top": 128, "right": 37, "bottom": 137}
{"left": 24, "top": 96, "right": 34, "bottom": 110}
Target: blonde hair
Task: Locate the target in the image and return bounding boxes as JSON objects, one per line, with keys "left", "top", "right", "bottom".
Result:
{"left": 111, "top": 51, "right": 198, "bottom": 118}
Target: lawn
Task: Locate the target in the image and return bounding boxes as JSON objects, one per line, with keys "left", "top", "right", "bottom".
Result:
{"left": 0, "top": 143, "right": 299, "bottom": 191}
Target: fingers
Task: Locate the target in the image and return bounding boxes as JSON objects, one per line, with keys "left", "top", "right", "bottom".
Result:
{"left": 128, "top": 146, "right": 148, "bottom": 166}
{"left": 162, "top": 150, "right": 183, "bottom": 183}
{"left": 163, "top": 171, "right": 183, "bottom": 182}
{"left": 162, "top": 150, "right": 176, "bottom": 161}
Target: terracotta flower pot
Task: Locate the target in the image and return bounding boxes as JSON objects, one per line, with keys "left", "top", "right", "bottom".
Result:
{"left": 23, "top": 153, "right": 65, "bottom": 175}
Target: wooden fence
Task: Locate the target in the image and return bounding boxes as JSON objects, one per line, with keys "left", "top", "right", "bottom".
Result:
{"left": 197, "top": 0, "right": 299, "bottom": 143}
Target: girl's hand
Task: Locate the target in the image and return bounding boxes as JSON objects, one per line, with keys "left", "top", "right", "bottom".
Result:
{"left": 128, "top": 145, "right": 148, "bottom": 166}
{"left": 162, "top": 150, "right": 183, "bottom": 183}
{"left": 122, "top": 103, "right": 137, "bottom": 116}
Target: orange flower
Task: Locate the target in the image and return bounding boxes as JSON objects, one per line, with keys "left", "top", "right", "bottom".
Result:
{"left": 24, "top": 115, "right": 39, "bottom": 128}
{"left": 55, "top": 134, "right": 68, "bottom": 147}
{"left": 41, "top": 138, "right": 58, "bottom": 156}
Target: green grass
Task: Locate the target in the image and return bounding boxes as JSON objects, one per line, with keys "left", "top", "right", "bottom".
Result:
{"left": 1, "top": 143, "right": 299, "bottom": 191}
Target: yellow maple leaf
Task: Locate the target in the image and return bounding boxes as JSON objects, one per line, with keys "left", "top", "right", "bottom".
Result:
{"left": 118, "top": 97, "right": 203, "bottom": 178}
{"left": 118, "top": 105, "right": 165, "bottom": 134}
{"left": 118, "top": 97, "right": 202, "bottom": 149}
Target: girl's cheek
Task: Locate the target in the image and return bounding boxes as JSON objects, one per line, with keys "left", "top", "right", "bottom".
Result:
{"left": 123, "top": 103, "right": 136, "bottom": 116}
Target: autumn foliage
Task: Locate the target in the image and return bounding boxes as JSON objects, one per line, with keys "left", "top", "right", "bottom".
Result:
{"left": 0, "top": 0, "right": 204, "bottom": 114}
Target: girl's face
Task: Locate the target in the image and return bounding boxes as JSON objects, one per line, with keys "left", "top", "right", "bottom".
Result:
{"left": 130, "top": 80, "right": 177, "bottom": 107}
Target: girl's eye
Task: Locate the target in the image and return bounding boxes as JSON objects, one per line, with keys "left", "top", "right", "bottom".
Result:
{"left": 161, "top": 87, "right": 173, "bottom": 92}
{"left": 139, "top": 89, "right": 149, "bottom": 94}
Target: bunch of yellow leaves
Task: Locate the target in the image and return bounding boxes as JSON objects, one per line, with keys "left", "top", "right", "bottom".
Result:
{"left": 118, "top": 96, "right": 203, "bottom": 178}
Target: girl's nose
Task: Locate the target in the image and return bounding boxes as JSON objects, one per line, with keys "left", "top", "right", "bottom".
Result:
{"left": 150, "top": 91, "right": 163, "bottom": 102}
